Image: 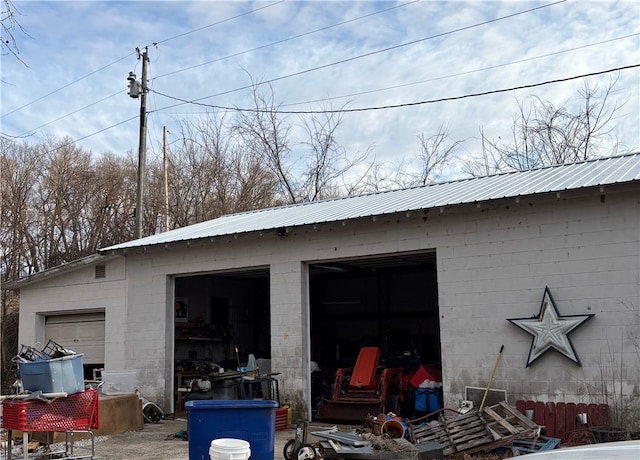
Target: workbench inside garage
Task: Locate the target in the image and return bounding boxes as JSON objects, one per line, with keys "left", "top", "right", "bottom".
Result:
{"left": 178, "top": 371, "right": 280, "bottom": 411}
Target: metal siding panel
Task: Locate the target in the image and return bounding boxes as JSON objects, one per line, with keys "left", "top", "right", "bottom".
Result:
{"left": 100, "top": 153, "right": 640, "bottom": 252}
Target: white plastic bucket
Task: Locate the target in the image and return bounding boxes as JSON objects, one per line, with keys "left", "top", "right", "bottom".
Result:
{"left": 209, "top": 438, "right": 251, "bottom": 460}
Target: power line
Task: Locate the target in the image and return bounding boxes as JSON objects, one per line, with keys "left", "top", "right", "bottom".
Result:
{"left": 277, "top": 33, "right": 640, "bottom": 109}
{"left": 154, "top": 0, "right": 285, "bottom": 45}
{"left": 17, "top": 91, "right": 123, "bottom": 137}
{"left": 151, "top": 0, "right": 568, "bottom": 112}
{"left": 18, "top": 64, "right": 638, "bottom": 157}
{"left": 1, "top": 53, "right": 135, "bottom": 119}
{"left": 150, "top": 64, "right": 640, "bottom": 115}
{"left": 142, "top": 33, "right": 640, "bottom": 116}
{"left": 0, "top": 1, "right": 286, "bottom": 120}
{"left": 30, "top": 116, "right": 139, "bottom": 156}
{"left": 153, "top": 0, "right": 420, "bottom": 80}
{"left": 6, "top": 1, "right": 417, "bottom": 138}
{"left": 16, "top": 1, "right": 420, "bottom": 139}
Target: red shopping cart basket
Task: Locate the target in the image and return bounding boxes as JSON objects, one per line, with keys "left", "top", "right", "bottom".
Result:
{"left": 2, "top": 388, "right": 99, "bottom": 432}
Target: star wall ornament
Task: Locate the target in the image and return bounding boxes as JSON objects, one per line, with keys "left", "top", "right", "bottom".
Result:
{"left": 508, "top": 287, "right": 594, "bottom": 367}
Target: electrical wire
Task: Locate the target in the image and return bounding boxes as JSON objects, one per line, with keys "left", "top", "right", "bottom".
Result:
{"left": 0, "top": 1, "right": 286, "bottom": 120}
{"left": 6, "top": 1, "right": 419, "bottom": 137}
{"left": 7, "top": 0, "right": 631, "bottom": 154}
{"left": 27, "top": 63, "right": 638, "bottom": 157}
{"left": 17, "top": 91, "right": 123, "bottom": 137}
{"left": 149, "top": 0, "right": 568, "bottom": 112}
{"left": 276, "top": 33, "right": 640, "bottom": 109}
{"left": 153, "top": 0, "right": 420, "bottom": 80}
{"left": 1, "top": 53, "right": 135, "bottom": 119}
{"left": 154, "top": 0, "right": 285, "bottom": 46}
{"left": 144, "top": 33, "right": 639, "bottom": 116}
{"left": 150, "top": 64, "right": 640, "bottom": 115}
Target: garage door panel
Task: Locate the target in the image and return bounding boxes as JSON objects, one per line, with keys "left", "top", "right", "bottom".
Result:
{"left": 45, "top": 313, "right": 105, "bottom": 365}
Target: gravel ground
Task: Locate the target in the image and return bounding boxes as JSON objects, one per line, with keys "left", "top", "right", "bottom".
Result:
{"left": 3, "top": 418, "right": 329, "bottom": 460}
{"left": 89, "top": 418, "right": 296, "bottom": 460}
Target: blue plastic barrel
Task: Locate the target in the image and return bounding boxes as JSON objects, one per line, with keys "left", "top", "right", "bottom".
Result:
{"left": 186, "top": 399, "right": 277, "bottom": 460}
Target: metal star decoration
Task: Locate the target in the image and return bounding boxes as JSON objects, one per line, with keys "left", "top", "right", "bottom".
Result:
{"left": 508, "top": 287, "right": 594, "bottom": 367}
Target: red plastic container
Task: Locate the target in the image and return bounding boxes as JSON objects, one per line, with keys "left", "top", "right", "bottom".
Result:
{"left": 409, "top": 364, "right": 442, "bottom": 388}
{"left": 275, "top": 408, "right": 288, "bottom": 431}
{"left": 1, "top": 388, "right": 99, "bottom": 432}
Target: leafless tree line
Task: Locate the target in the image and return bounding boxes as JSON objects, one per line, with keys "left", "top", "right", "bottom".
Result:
{"left": 3, "top": 79, "right": 628, "bottom": 283}
{"left": 462, "top": 77, "right": 626, "bottom": 176}
{"left": 1, "top": 79, "right": 626, "bottom": 283}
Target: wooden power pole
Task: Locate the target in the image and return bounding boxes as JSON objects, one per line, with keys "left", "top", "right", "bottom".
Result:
{"left": 135, "top": 47, "right": 149, "bottom": 239}
{"left": 163, "top": 126, "right": 169, "bottom": 232}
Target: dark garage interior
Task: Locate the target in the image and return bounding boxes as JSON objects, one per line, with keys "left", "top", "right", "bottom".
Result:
{"left": 172, "top": 250, "right": 441, "bottom": 416}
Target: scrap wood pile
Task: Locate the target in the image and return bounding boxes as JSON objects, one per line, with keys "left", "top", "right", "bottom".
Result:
{"left": 410, "top": 402, "right": 541, "bottom": 457}
{"left": 313, "top": 402, "right": 542, "bottom": 459}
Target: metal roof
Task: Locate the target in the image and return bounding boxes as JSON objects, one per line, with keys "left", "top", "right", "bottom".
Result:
{"left": 100, "top": 153, "right": 640, "bottom": 252}
{"left": 2, "top": 254, "right": 118, "bottom": 290}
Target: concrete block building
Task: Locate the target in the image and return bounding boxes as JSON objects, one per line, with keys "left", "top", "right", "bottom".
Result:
{"left": 5, "top": 153, "right": 639, "bottom": 421}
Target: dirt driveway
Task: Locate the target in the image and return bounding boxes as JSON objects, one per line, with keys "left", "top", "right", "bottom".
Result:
{"left": 88, "top": 418, "right": 297, "bottom": 460}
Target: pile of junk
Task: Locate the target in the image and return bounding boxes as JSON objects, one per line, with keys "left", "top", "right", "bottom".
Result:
{"left": 298, "top": 347, "right": 546, "bottom": 459}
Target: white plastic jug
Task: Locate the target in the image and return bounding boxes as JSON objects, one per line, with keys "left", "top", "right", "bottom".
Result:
{"left": 209, "top": 438, "right": 251, "bottom": 460}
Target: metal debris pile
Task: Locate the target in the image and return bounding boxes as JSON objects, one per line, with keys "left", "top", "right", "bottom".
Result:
{"left": 304, "top": 402, "right": 544, "bottom": 459}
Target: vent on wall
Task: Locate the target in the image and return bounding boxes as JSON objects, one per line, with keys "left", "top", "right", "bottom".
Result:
{"left": 95, "top": 264, "right": 106, "bottom": 279}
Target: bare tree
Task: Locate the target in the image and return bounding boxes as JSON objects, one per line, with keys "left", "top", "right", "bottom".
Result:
{"left": 166, "top": 112, "right": 280, "bottom": 228}
{"left": 88, "top": 152, "right": 137, "bottom": 246}
{"left": 234, "top": 83, "right": 297, "bottom": 203}
{"left": 414, "top": 123, "right": 462, "bottom": 185}
{"left": 1, "top": 136, "right": 138, "bottom": 278}
{"left": 1, "top": 0, "right": 29, "bottom": 66}
{"left": 0, "top": 136, "right": 43, "bottom": 278}
{"left": 234, "top": 81, "right": 374, "bottom": 203}
{"left": 463, "top": 77, "right": 626, "bottom": 176}
{"left": 346, "top": 123, "right": 462, "bottom": 194}
{"left": 343, "top": 157, "right": 405, "bottom": 195}
{"left": 299, "top": 105, "right": 369, "bottom": 201}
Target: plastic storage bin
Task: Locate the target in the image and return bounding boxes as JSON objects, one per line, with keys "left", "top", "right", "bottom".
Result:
{"left": 18, "top": 353, "right": 84, "bottom": 394}
{"left": 186, "top": 399, "right": 277, "bottom": 460}
{"left": 101, "top": 370, "right": 137, "bottom": 394}
{"left": 415, "top": 387, "right": 443, "bottom": 413}
{"left": 410, "top": 364, "right": 442, "bottom": 388}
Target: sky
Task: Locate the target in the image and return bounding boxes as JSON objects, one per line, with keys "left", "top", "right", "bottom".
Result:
{"left": 1, "top": 0, "right": 639, "bottom": 181}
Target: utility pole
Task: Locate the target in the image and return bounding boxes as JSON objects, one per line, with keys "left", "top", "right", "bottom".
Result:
{"left": 163, "top": 126, "right": 169, "bottom": 232}
{"left": 128, "top": 47, "right": 149, "bottom": 240}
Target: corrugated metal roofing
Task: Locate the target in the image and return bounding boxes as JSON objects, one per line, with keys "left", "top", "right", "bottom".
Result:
{"left": 100, "top": 153, "right": 640, "bottom": 252}
{"left": 2, "top": 254, "right": 117, "bottom": 290}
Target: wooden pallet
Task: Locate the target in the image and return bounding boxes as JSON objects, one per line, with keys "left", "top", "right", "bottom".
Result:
{"left": 409, "top": 402, "right": 542, "bottom": 457}
{"left": 483, "top": 401, "right": 540, "bottom": 441}
{"left": 410, "top": 410, "right": 495, "bottom": 456}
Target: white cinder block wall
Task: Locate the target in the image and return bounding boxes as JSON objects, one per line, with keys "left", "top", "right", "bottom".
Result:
{"left": 17, "top": 256, "right": 128, "bottom": 374}
{"left": 437, "top": 192, "right": 640, "bottom": 408}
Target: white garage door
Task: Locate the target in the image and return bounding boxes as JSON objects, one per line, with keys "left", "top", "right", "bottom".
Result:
{"left": 45, "top": 313, "right": 105, "bottom": 364}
